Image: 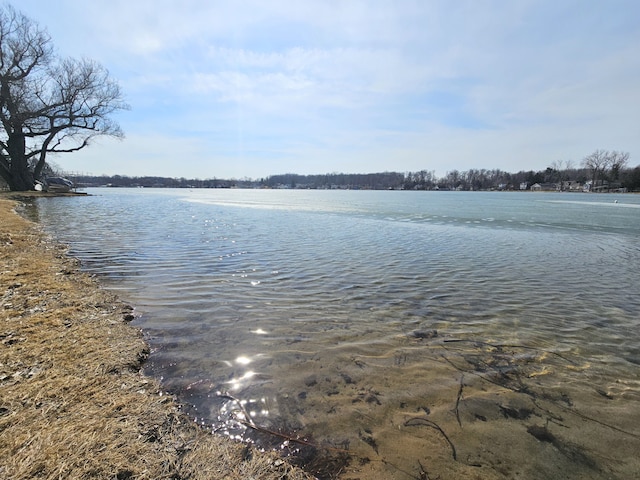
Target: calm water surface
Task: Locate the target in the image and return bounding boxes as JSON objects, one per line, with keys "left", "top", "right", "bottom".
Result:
{"left": 34, "top": 189, "right": 640, "bottom": 479}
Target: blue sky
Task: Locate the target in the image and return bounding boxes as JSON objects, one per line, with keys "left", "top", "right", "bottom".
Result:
{"left": 17, "top": 0, "right": 640, "bottom": 179}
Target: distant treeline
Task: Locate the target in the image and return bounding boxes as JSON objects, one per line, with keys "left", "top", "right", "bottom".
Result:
{"left": 67, "top": 164, "right": 640, "bottom": 192}
{"left": 67, "top": 175, "right": 238, "bottom": 189}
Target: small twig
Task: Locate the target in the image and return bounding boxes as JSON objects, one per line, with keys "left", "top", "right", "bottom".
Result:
{"left": 417, "top": 460, "right": 430, "bottom": 480}
{"left": 454, "top": 374, "right": 464, "bottom": 427}
{"left": 440, "top": 354, "right": 525, "bottom": 393}
{"left": 217, "top": 392, "right": 256, "bottom": 427}
{"left": 237, "top": 419, "right": 352, "bottom": 453}
{"left": 405, "top": 417, "right": 457, "bottom": 461}
{"left": 553, "top": 402, "right": 640, "bottom": 439}
{"left": 380, "top": 458, "right": 428, "bottom": 480}
{"left": 217, "top": 393, "right": 352, "bottom": 453}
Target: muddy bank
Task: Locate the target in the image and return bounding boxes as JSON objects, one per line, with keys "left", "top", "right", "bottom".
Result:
{"left": 0, "top": 196, "right": 312, "bottom": 480}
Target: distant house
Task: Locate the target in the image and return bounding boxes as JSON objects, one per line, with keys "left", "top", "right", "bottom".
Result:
{"left": 530, "top": 183, "right": 558, "bottom": 192}
{"left": 520, "top": 182, "right": 528, "bottom": 190}
{"left": 583, "top": 180, "right": 621, "bottom": 193}
{"left": 562, "top": 181, "right": 583, "bottom": 192}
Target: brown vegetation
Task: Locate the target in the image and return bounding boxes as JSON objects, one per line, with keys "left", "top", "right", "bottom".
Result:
{"left": 0, "top": 195, "right": 311, "bottom": 480}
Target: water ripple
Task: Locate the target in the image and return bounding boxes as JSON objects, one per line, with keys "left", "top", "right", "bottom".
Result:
{"left": 32, "top": 188, "right": 640, "bottom": 479}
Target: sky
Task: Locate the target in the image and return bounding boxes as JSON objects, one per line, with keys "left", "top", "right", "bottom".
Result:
{"left": 15, "top": 0, "right": 640, "bottom": 179}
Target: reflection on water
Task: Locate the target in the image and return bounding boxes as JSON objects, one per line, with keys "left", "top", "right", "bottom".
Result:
{"left": 34, "top": 189, "right": 640, "bottom": 479}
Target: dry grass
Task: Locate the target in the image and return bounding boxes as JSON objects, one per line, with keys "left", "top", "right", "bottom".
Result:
{"left": 0, "top": 196, "right": 313, "bottom": 480}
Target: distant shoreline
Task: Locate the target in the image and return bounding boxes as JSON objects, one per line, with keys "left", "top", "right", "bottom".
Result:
{"left": 44, "top": 164, "right": 640, "bottom": 192}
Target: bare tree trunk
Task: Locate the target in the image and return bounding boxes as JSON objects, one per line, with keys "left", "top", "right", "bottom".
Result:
{"left": 7, "top": 133, "right": 35, "bottom": 191}
{"left": 8, "top": 162, "right": 34, "bottom": 190}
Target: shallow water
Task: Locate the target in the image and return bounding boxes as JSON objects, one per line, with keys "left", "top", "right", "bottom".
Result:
{"left": 34, "top": 189, "right": 640, "bottom": 479}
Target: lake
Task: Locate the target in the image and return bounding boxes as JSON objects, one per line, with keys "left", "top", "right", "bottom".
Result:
{"left": 32, "top": 188, "right": 640, "bottom": 479}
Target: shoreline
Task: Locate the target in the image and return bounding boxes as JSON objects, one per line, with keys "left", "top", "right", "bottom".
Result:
{"left": 0, "top": 195, "right": 311, "bottom": 480}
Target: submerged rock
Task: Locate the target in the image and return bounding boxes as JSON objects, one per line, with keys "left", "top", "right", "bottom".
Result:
{"left": 411, "top": 329, "right": 438, "bottom": 339}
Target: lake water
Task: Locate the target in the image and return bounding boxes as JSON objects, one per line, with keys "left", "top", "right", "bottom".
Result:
{"left": 33, "top": 188, "right": 640, "bottom": 479}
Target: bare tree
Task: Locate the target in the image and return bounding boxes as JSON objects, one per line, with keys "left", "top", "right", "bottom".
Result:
{"left": 551, "top": 159, "right": 574, "bottom": 190}
{"left": 0, "top": 5, "right": 128, "bottom": 191}
{"left": 582, "top": 150, "right": 630, "bottom": 192}
{"left": 607, "top": 151, "right": 630, "bottom": 184}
